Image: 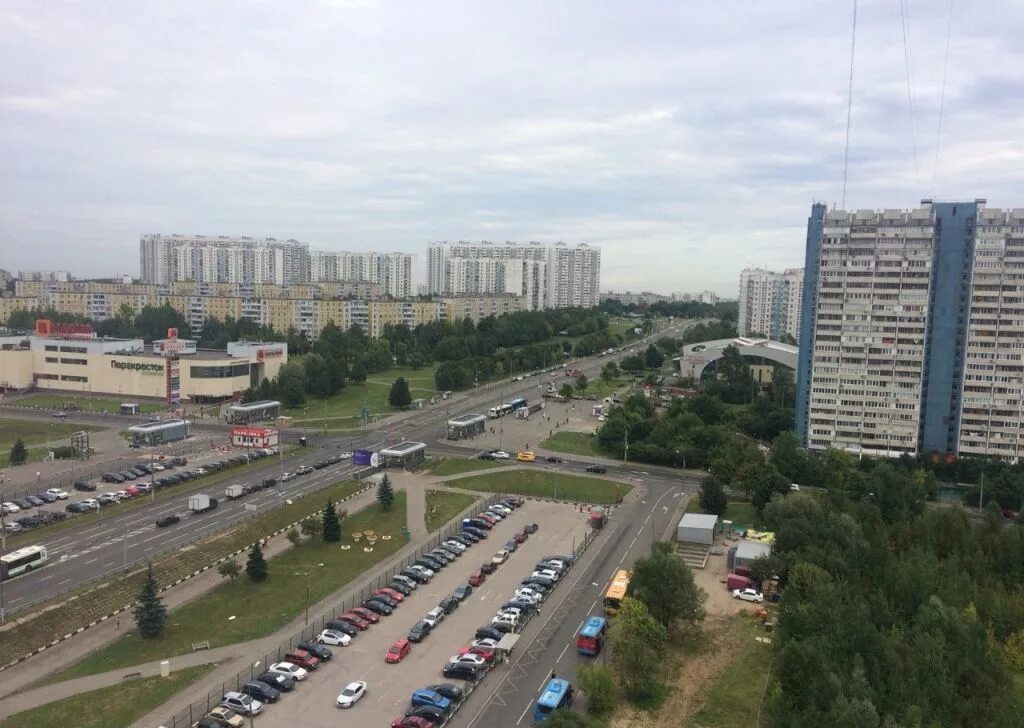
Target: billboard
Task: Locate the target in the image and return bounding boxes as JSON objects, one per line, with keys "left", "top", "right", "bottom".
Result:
{"left": 353, "top": 449, "right": 375, "bottom": 466}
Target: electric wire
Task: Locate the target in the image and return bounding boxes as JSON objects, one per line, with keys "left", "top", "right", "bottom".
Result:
{"left": 899, "top": 0, "right": 922, "bottom": 181}
{"left": 841, "top": 0, "right": 858, "bottom": 209}
{"left": 932, "top": 0, "right": 955, "bottom": 196}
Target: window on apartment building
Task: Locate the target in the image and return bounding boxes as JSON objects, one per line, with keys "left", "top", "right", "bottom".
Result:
{"left": 36, "top": 373, "right": 59, "bottom": 380}
{"left": 60, "top": 375, "right": 88, "bottom": 383}
{"left": 59, "top": 346, "right": 88, "bottom": 353}
{"left": 60, "top": 358, "right": 87, "bottom": 365}
{"left": 44, "top": 345, "right": 58, "bottom": 352}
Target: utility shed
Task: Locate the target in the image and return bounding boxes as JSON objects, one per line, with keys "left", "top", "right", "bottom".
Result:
{"left": 734, "top": 540, "right": 772, "bottom": 568}
{"left": 677, "top": 513, "right": 718, "bottom": 545}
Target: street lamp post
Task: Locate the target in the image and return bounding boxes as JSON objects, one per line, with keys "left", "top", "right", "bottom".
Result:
{"left": 294, "top": 571, "right": 311, "bottom": 625}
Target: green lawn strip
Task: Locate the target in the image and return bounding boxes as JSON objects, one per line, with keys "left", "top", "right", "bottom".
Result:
{"left": 0, "top": 417, "right": 107, "bottom": 450}
{"left": 285, "top": 365, "right": 438, "bottom": 423}
{"left": 48, "top": 491, "right": 404, "bottom": 681}
{"left": 448, "top": 470, "right": 631, "bottom": 504}
{"left": 540, "top": 431, "right": 602, "bottom": 457}
{"left": 684, "top": 499, "right": 760, "bottom": 528}
{"left": 0, "top": 663, "right": 217, "bottom": 728}
{"left": 1, "top": 448, "right": 304, "bottom": 551}
{"left": 425, "top": 490, "right": 477, "bottom": 532}
{"left": 577, "top": 377, "right": 632, "bottom": 400}
{"left": 9, "top": 394, "right": 165, "bottom": 414}
{"left": 6, "top": 478, "right": 367, "bottom": 674}
{"left": 687, "top": 617, "right": 772, "bottom": 728}
{"left": 426, "top": 458, "right": 504, "bottom": 476}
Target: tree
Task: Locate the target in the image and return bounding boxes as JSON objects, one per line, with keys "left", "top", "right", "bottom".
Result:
{"left": 542, "top": 711, "right": 591, "bottom": 728}
{"left": 699, "top": 475, "right": 728, "bottom": 516}
{"left": 578, "top": 663, "right": 617, "bottom": 715}
{"left": 601, "top": 361, "right": 620, "bottom": 383}
{"left": 349, "top": 360, "right": 367, "bottom": 383}
{"left": 300, "top": 516, "right": 322, "bottom": 541}
{"left": 322, "top": 499, "right": 342, "bottom": 542}
{"left": 559, "top": 383, "right": 575, "bottom": 399}
{"left": 610, "top": 597, "right": 668, "bottom": 701}
{"left": 627, "top": 543, "right": 706, "bottom": 632}
{"left": 133, "top": 563, "right": 168, "bottom": 638}
{"left": 246, "top": 542, "right": 268, "bottom": 582}
{"left": 286, "top": 527, "right": 301, "bottom": 546}
{"left": 576, "top": 374, "right": 589, "bottom": 394}
{"left": 217, "top": 559, "right": 241, "bottom": 581}
{"left": 388, "top": 377, "right": 413, "bottom": 408}
{"left": 9, "top": 437, "right": 27, "bottom": 465}
{"left": 644, "top": 344, "right": 665, "bottom": 369}
{"left": 377, "top": 473, "right": 395, "bottom": 510}
{"left": 275, "top": 361, "right": 307, "bottom": 407}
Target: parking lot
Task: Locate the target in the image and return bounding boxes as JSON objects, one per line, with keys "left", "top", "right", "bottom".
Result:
{"left": 255, "top": 498, "right": 594, "bottom": 728}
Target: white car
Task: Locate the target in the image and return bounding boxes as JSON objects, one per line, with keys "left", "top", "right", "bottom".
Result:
{"left": 513, "top": 589, "right": 542, "bottom": 604}
{"left": 115, "top": 490, "right": 131, "bottom": 500}
{"left": 449, "top": 653, "right": 487, "bottom": 668}
{"left": 150, "top": 463, "right": 165, "bottom": 472}
{"left": 317, "top": 629, "right": 352, "bottom": 646}
{"left": 531, "top": 569, "right": 560, "bottom": 582}
{"left": 491, "top": 450, "right": 511, "bottom": 460}
{"left": 489, "top": 504, "right": 512, "bottom": 515}
{"left": 470, "top": 638, "right": 500, "bottom": 650}
{"left": 336, "top": 680, "right": 367, "bottom": 708}
{"left": 281, "top": 472, "right": 295, "bottom": 482}
{"left": 45, "top": 488, "right": 70, "bottom": 500}
{"left": 409, "top": 564, "right": 434, "bottom": 578}
{"left": 194, "top": 467, "right": 208, "bottom": 475}
{"left": 79, "top": 498, "right": 100, "bottom": 510}
{"left": 494, "top": 610, "right": 521, "bottom": 625}
{"left": 269, "top": 661, "right": 308, "bottom": 681}
{"left": 1, "top": 502, "right": 22, "bottom": 514}
{"left": 491, "top": 550, "right": 509, "bottom": 565}
{"left": 340, "top": 452, "right": 353, "bottom": 459}
{"left": 296, "top": 465, "right": 313, "bottom": 475}
{"left": 732, "top": 588, "right": 765, "bottom": 603}
{"left": 423, "top": 607, "right": 446, "bottom": 628}
{"left": 443, "top": 540, "right": 466, "bottom": 553}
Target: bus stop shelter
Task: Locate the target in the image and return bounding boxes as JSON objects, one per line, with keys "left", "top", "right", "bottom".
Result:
{"left": 128, "top": 419, "right": 190, "bottom": 446}
{"left": 380, "top": 441, "right": 427, "bottom": 468}
{"left": 227, "top": 399, "right": 281, "bottom": 424}
{"left": 446, "top": 413, "right": 487, "bottom": 440}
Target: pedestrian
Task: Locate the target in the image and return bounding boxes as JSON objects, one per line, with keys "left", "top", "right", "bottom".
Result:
{"left": 115, "top": 616, "right": 120, "bottom": 630}
{"left": 551, "top": 671, "right": 557, "bottom": 681}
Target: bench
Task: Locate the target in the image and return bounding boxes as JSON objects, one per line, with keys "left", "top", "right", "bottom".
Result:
{"left": 122, "top": 671, "right": 142, "bottom": 680}
{"left": 191, "top": 641, "right": 210, "bottom": 652}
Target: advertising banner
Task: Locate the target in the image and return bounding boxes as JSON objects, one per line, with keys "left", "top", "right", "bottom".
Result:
{"left": 353, "top": 449, "right": 374, "bottom": 466}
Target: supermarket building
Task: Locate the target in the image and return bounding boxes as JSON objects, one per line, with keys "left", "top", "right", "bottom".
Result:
{"left": 0, "top": 326, "right": 287, "bottom": 404}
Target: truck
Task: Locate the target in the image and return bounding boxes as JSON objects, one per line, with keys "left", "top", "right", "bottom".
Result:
{"left": 224, "top": 484, "right": 246, "bottom": 500}
{"left": 188, "top": 493, "right": 218, "bottom": 514}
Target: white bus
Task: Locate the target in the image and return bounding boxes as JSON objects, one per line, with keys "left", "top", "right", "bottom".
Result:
{"left": 0, "top": 545, "right": 48, "bottom": 580}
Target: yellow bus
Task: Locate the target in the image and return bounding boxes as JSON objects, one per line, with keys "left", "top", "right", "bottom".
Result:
{"left": 603, "top": 569, "right": 630, "bottom": 615}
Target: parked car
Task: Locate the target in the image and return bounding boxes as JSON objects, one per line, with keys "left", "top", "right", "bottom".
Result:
{"left": 468, "top": 571, "right": 486, "bottom": 587}
{"left": 374, "top": 587, "right": 405, "bottom": 603}
{"left": 324, "top": 619, "right": 359, "bottom": 637}
{"left": 442, "top": 661, "right": 483, "bottom": 681}
{"left": 392, "top": 717, "right": 432, "bottom": 728}
{"left": 155, "top": 515, "right": 180, "bottom": 528}
{"left": 459, "top": 644, "right": 497, "bottom": 663}
{"left": 424, "top": 683, "right": 464, "bottom": 703}
{"left": 73, "top": 481, "right": 97, "bottom": 492}
{"left": 423, "top": 606, "right": 446, "bottom": 628}
{"left": 256, "top": 672, "right": 295, "bottom": 692}
{"left": 392, "top": 574, "right": 419, "bottom": 590}
{"left": 317, "top": 628, "right": 352, "bottom": 646}
{"left": 387, "top": 580, "right": 414, "bottom": 596}
{"left": 403, "top": 706, "right": 447, "bottom": 725}
{"left": 296, "top": 641, "right": 333, "bottom": 661}
{"left": 385, "top": 638, "right": 412, "bottom": 664}
{"left": 363, "top": 598, "right": 395, "bottom": 616}
{"left": 524, "top": 523, "right": 539, "bottom": 534}
{"left": 25, "top": 495, "right": 44, "bottom": 507}
{"left": 220, "top": 691, "right": 263, "bottom": 717}
{"left": 336, "top": 680, "right": 368, "bottom": 708}
{"left": 337, "top": 612, "right": 371, "bottom": 631}
{"left": 370, "top": 592, "right": 399, "bottom": 609}
{"left": 452, "top": 583, "right": 474, "bottom": 601}
{"left": 732, "top": 588, "right": 765, "bottom": 603}
{"left": 239, "top": 681, "right": 280, "bottom": 704}
{"left": 408, "top": 620, "right": 433, "bottom": 643}
{"left": 474, "top": 625, "right": 504, "bottom": 642}
{"left": 203, "top": 707, "right": 244, "bottom": 727}
{"left": 350, "top": 606, "right": 381, "bottom": 624}
{"left": 283, "top": 649, "right": 320, "bottom": 670}
{"left": 480, "top": 562, "right": 497, "bottom": 575}
{"left": 410, "top": 688, "right": 452, "bottom": 713}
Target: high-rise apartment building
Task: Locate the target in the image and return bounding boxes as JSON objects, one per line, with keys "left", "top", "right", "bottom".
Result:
{"left": 795, "top": 200, "right": 1024, "bottom": 462}
{"left": 139, "top": 234, "right": 415, "bottom": 297}
{"left": 426, "top": 242, "right": 600, "bottom": 310}
{"left": 738, "top": 268, "right": 803, "bottom": 342}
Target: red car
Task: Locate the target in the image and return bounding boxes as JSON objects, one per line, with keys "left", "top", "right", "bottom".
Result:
{"left": 284, "top": 649, "right": 320, "bottom": 670}
{"left": 391, "top": 717, "right": 432, "bottom": 728}
{"left": 477, "top": 513, "right": 497, "bottom": 525}
{"left": 468, "top": 571, "right": 486, "bottom": 587}
{"left": 124, "top": 485, "right": 140, "bottom": 496}
{"left": 374, "top": 587, "right": 404, "bottom": 603}
{"left": 385, "top": 638, "right": 411, "bottom": 664}
{"left": 350, "top": 607, "right": 380, "bottom": 624}
{"left": 459, "top": 644, "right": 496, "bottom": 663}
{"left": 513, "top": 530, "right": 527, "bottom": 544}
{"left": 339, "top": 612, "right": 370, "bottom": 630}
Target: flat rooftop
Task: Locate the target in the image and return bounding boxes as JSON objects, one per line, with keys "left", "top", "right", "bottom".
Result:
{"left": 448, "top": 414, "right": 486, "bottom": 425}
{"left": 229, "top": 400, "right": 281, "bottom": 411}
{"left": 128, "top": 419, "right": 188, "bottom": 433}
{"left": 381, "top": 440, "right": 427, "bottom": 454}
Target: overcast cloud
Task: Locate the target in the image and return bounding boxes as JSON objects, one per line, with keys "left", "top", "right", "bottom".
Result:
{"left": 2, "top": 1, "right": 1023, "bottom": 295}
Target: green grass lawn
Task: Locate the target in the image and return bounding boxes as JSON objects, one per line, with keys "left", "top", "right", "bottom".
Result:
{"left": 50, "top": 492, "right": 407, "bottom": 681}
{"left": 425, "top": 490, "right": 477, "bottom": 531}
{"left": 427, "top": 457, "right": 504, "bottom": 476}
{"left": 578, "top": 377, "right": 633, "bottom": 400}
{"left": 685, "top": 498, "right": 761, "bottom": 529}
{"left": 540, "top": 431, "right": 602, "bottom": 457}
{"left": 450, "top": 470, "right": 631, "bottom": 504}
{"left": 285, "top": 365, "right": 438, "bottom": 426}
{"left": 11, "top": 394, "right": 165, "bottom": 414}
{"left": 687, "top": 617, "right": 772, "bottom": 728}
{"left": 0, "top": 416, "right": 106, "bottom": 449}
{"left": 0, "top": 663, "right": 216, "bottom": 728}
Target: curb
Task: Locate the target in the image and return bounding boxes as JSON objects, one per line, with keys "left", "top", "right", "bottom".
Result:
{"left": 0, "top": 485, "right": 372, "bottom": 674}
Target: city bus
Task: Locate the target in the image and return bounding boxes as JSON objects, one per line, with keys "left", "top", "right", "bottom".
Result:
{"left": 603, "top": 569, "right": 630, "bottom": 615}
{"left": 576, "top": 615, "right": 608, "bottom": 656}
{"left": 534, "top": 677, "right": 574, "bottom": 721}
{"left": 487, "top": 397, "right": 529, "bottom": 419}
{"left": 0, "top": 545, "right": 48, "bottom": 580}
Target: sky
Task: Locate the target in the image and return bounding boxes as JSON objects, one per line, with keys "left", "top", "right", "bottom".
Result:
{"left": 2, "top": 1, "right": 1023, "bottom": 296}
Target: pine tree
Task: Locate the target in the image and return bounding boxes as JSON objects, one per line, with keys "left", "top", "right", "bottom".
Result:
{"left": 377, "top": 473, "right": 395, "bottom": 510}
{"left": 246, "top": 542, "right": 269, "bottom": 582}
{"left": 9, "top": 437, "right": 27, "bottom": 465}
{"left": 388, "top": 377, "right": 412, "bottom": 408}
{"left": 133, "top": 564, "right": 168, "bottom": 639}
{"left": 322, "top": 499, "right": 342, "bottom": 542}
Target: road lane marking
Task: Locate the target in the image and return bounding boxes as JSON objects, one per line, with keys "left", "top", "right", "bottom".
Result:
{"left": 84, "top": 558, "right": 97, "bottom": 565}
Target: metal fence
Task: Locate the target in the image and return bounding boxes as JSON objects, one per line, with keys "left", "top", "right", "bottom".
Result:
{"left": 163, "top": 493, "right": 601, "bottom": 728}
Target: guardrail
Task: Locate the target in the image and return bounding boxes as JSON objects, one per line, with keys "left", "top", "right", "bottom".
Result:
{"left": 162, "top": 493, "right": 601, "bottom": 728}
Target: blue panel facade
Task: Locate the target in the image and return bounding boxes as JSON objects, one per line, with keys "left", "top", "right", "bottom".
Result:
{"left": 795, "top": 203, "right": 826, "bottom": 446}
{"left": 919, "top": 202, "right": 977, "bottom": 455}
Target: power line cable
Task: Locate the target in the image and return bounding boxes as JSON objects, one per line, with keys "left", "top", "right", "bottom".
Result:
{"left": 841, "top": 0, "right": 858, "bottom": 209}
{"left": 932, "top": 0, "right": 955, "bottom": 195}
{"left": 899, "top": 0, "right": 922, "bottom": 181}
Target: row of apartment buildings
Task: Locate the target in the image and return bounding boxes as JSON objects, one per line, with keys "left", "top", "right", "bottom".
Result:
{"left": 599, "top": 289, "right": 721, "bottom": 306}
{"left": 0, "top": 280, "right": 525, "bottom": 340}
{"left": 737, "top": 267, "right": 804, "bottom": 342}
{"left": 425, "top": 241, "right": 601, "bottom": 309}
{"left": 795, "top": 200, "right": 1024, "bottom": 462}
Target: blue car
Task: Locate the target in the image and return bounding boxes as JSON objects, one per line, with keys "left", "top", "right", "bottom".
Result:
{"left": 410, "top": 688, "right": 452, "bottom": 713}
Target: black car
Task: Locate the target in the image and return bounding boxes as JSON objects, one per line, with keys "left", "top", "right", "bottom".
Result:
{"left": 371, "top": 593, "right": 399, "bottom": 608}
{"left": 480, "top": 562, "right": 497, "bottom": 575}
{"left": 256, "top": 672, "right": 295, "bottom": 692}
{"left": 65, "top": 502, "right": 90, "bottom": 514}
{"left": 503, "top": 599, "right": 538, "bottom": 614}
{"left": 297, "top": 641, "right": 333, "bottom": 661}
{"left": 474, "top": 625, "right": 504, "bottom": 642}
{"left": 523, "top": 576, "right": 555, "bottom": 590}
{"left": 437, "top": 596, "right": 460, "bottom": 615}
{"left": 408, "top": 620, "right": 432, "bottom": 643}
{"left": 427, "top": 550, "right": 452, "bottom": 565}
{"left": 324, "top": 619, "right": 359, "bottom": 637}
{"left": 262, "top": 478, "right": 277, "bottom": 489}
{"left": 387, "top": 581, "right": 413, "bottom": 596}
{"left": 16, "top": 516, "right": 43, "bottom": 528}
{"left": 134, "top": 464, "right": 152, "bottom": 474}
{"left": 240, "top": 680, "right": 281, "bottom": 703}
{"left": 545, "top": 456, "right": 563, "bottom": 463}
{"left": 362, "top": 598, "right": 394, "bottom": 616}
{"left": 436, "top": 546, "right": 461, "bottom": 559}
{"left": 463, "top": 525, "right": 487, "bottom": 538}
{"left": 450, "top": 533, "right": 476, "bottom": 545}
{"left": 523, "top": 523, "right": 539, "bottom": 534}
{"left": 489, "top": 619, "right": 515, "bottom": 634}
{"left": 119, "top": 471, "right": 137, "bottom": 480}
{"left": 479, "top": 452, "right": 496, "bottom": 461}
{"left": 35, "top": 493, "right": 56, "bottom": 504}
{"left": 442, "top": 661, "right": 483, "bottom": 681}
{"left": 405, "top": 705, "right": 447, "bottom": 724}
{"left": 586, "top": 464, "right": 607, "bottom": 474}
{"left": 14, "top": 498, "right": 33, "bottom": 510}
{"left": 424, "top": 683, "right": 464, "bottom": 703}
{"left": 416, "top": 556, "right": 443, "bottom": 572}
{"left": 102, "top": 472, "right": 123, "bottom": 483}
{"left": 74, "top": 481, "right": 97, "bottom": 491}
{"left": 520, "top": 580, "right": 551, "bottom": 595}
{"left": 400, "top": 568, "right": 430, "bottom": 584}
{"left": 464, "top": 518, "right": 491, "bottom": 531}
{"left": 155, "top": 515, "right": 180, "bottom": 528}
{"left": 452, "top": 583, "right": 473, "bottom": 601}
{"left": 313, "top": 460, "right": 329, "bottom": 469}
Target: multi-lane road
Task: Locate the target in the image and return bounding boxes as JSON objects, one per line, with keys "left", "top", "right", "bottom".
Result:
{"left": 1, "top": 321, "right": 698, "bottom": 615}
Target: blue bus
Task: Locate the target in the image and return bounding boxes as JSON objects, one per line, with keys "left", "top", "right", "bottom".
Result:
{"left": 576, "top": 615, "right": 607, "bottom": 656}
{"left": 534, "top": 678, "right": 574, "bottom": 721}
